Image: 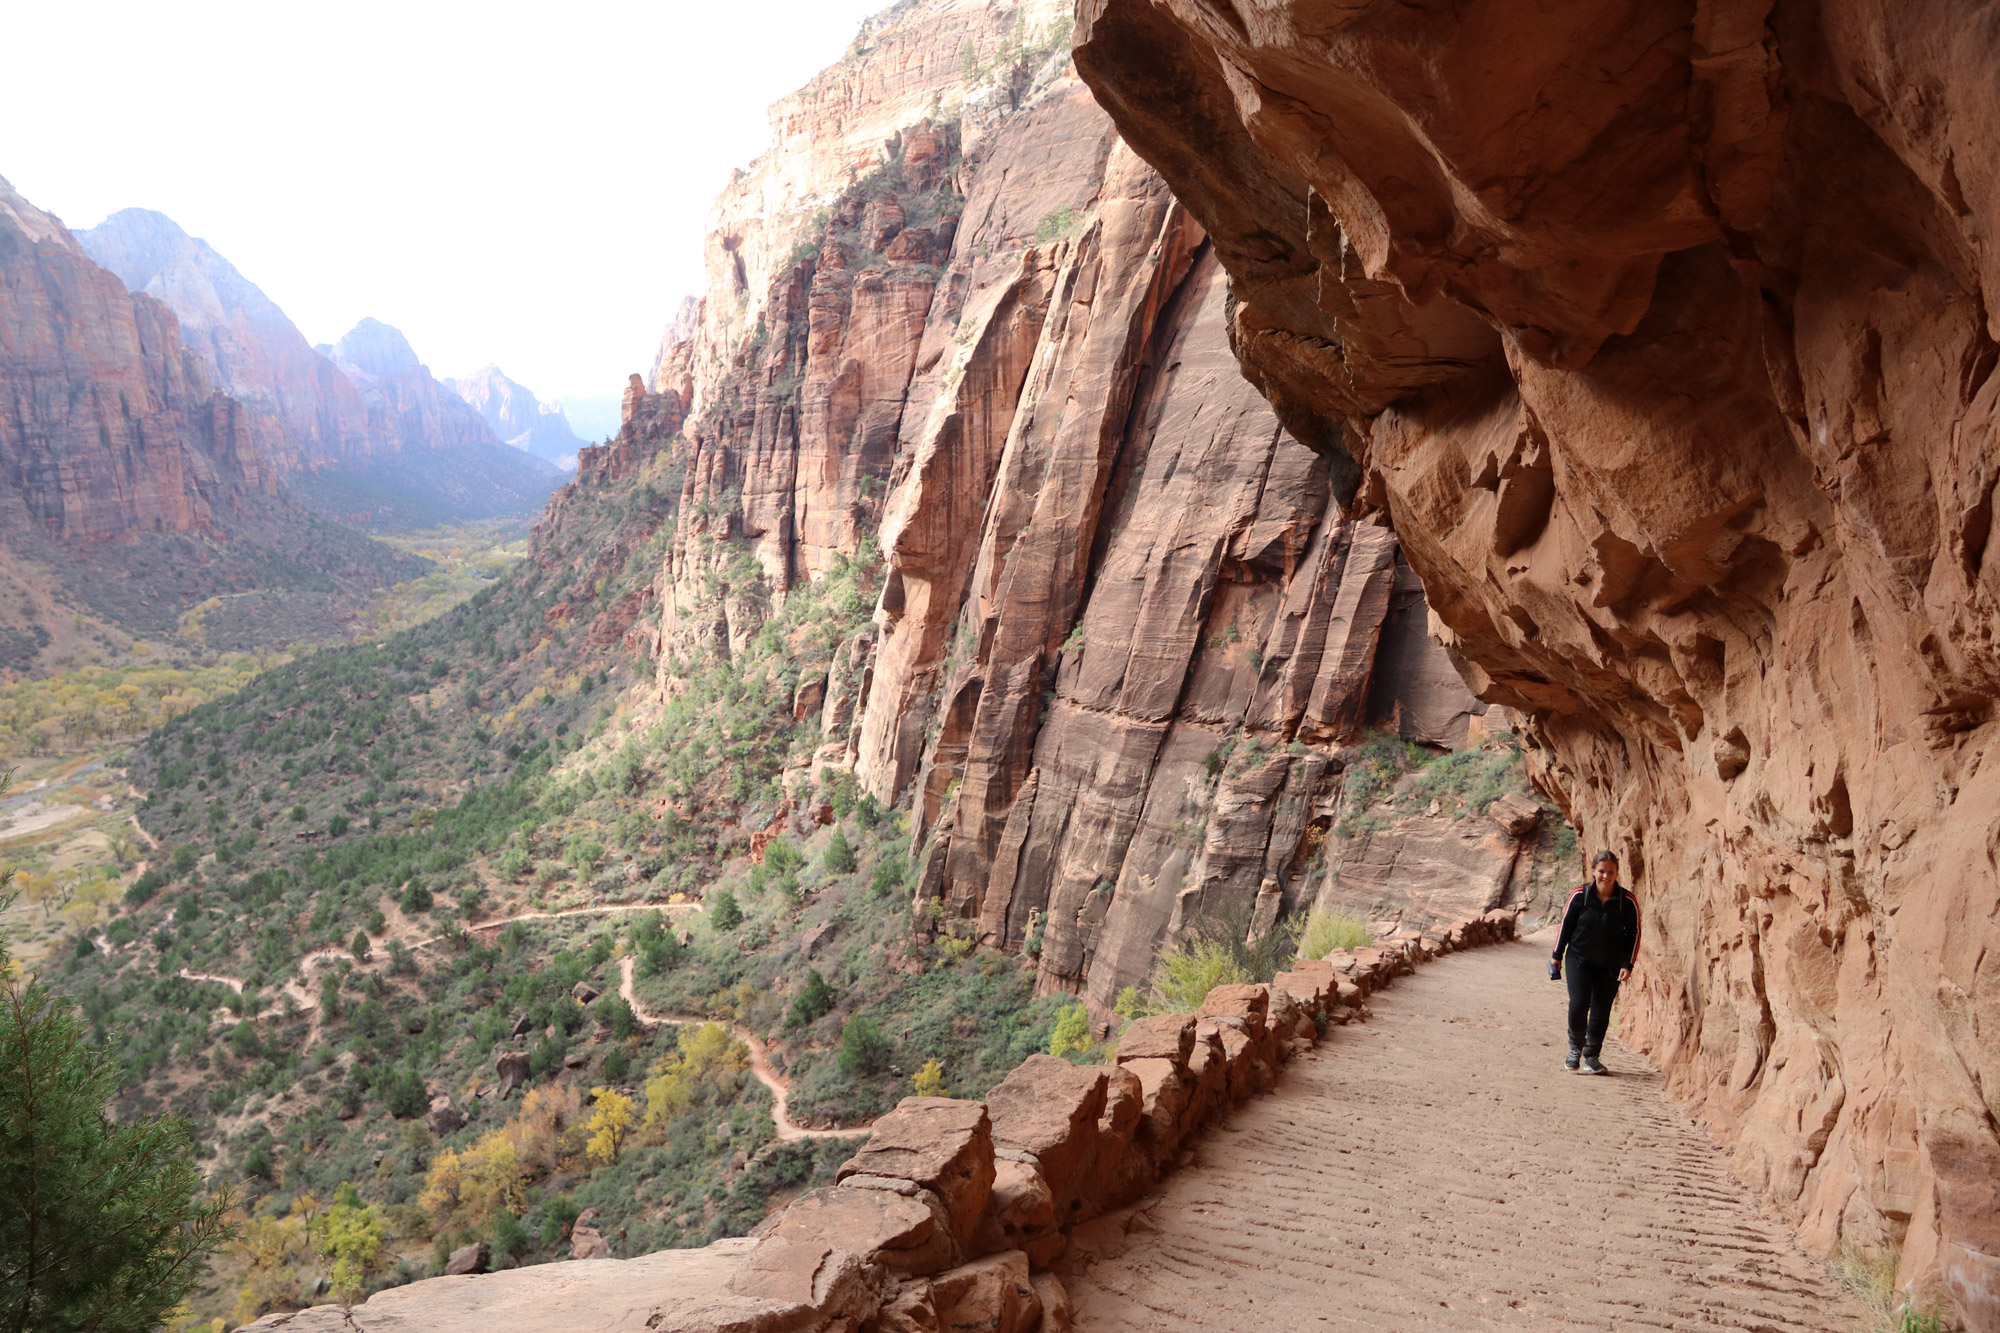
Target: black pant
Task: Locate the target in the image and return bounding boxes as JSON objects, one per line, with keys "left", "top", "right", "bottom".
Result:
{"left": 1565, "top": 954, "right": 1621, "bottom": 1055}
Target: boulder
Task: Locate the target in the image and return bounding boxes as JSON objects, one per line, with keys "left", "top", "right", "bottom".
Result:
{"left": 494, "top": 1051, "right": 529, "bottom": 1098}
{"left": 983, "top": 1056, "right": 1108, "bottom": 1212}
{"left": 838, "top": 1097, "right": 995, "bottom": 1245}
{"left": 427, "top": 1095, "right": 465, "bottom": 1137}
{"left": 1112, "top": 1014, "right": 1195, "bottom": 1070}
{"left": 562, "top": 1051, "right": 588, "bottom": 1070}
{"left": 571, "top": 982, "right": 601, "bottom": 1004}
{"left": 443, "top": 1240, "right": 489, "bottom": 1276}
{"left": 568, "top": 1225, "right": 610, "bottom": 1261}
{"left": 1195, "top": 983, "right": 1269, "bottom": 1037}
{"left": 1031, "top": 1272, "right": 1074, "bottom": 1333}
{"left": 1488, "top": 792, "right": 1543, "bottom": 837}
{"left": 928, "top": 1251, "right": 1041, "bottom": 1333}
{"left": 767, "top": 1183, "right": 956, "bottom": 1277}
{"left": 509, "top": 1013, "right": 532, "bottom": 1039}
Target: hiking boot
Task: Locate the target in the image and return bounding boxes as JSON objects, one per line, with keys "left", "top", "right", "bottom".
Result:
{"left": 1563, "top": 1047, "right": 1581, "bottom": 1071}
{"left": 1578, "top": 1055, "right": 1607, "bottom": 1076}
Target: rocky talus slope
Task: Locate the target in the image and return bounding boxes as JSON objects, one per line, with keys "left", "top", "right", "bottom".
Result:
{"left": 241, "top": 916, "right": 1522, "bottom": 1332}
{"left": 1070, "top": 1, "right": 2000, "bottom": 1323}
{"left": 636, "top": 0, "right": 1532, "bottom": 1035}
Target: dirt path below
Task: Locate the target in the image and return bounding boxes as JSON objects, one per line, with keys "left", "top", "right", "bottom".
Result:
{"left": 1065, "top": 937, "right": 1863, "bottom": 1333}
{"left": 617, "top": 956, "right": 867, "bottom": 1143}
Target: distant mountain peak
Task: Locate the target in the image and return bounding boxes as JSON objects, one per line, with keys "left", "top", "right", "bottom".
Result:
{"left": 450, "top": 364, "right": 585, "bottom": 471}
{"left": 0, "top": 173, "right": 83, "bottom": 254}
{"left": 329, "top": 317, "right": 423, "bottom": 382}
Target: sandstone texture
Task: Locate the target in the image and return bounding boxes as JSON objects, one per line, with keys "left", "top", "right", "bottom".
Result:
{"left": 79, "top": 208, "right": 375, "bottom": 473}
{"left": 245, "top": 913, "right": 1517, "bottom": 1333}
{"left": 1072, "top": 1, "right": 2000, "bottom": 1322}
{"left": 0, "top": 176, "right": 421, "bottom": 653}
{"left": 640, "top": 4, "right": 1518, "bottom": 1053}
{"left": 76, "top": 210, "right": 564, "bottom": 528}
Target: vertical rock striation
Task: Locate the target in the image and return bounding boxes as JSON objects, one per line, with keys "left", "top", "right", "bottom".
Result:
{"left": 643, "top": 0, "right": 1504, "bottom": 1069}
{"left": 1071, "top": 0, "right": 2000, "bottom": 1322}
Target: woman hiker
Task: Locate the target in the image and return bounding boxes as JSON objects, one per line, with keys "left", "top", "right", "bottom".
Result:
{"left": 1550, "top": 850, "right": 1642, "bottom": 1074}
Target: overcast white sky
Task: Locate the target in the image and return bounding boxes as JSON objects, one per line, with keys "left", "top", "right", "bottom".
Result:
{"left": 1, "top": 0, "right": 888, "bottom": 418}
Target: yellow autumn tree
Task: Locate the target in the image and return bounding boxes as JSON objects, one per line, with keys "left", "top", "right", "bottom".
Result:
{"left": 319, "top": 1185, "right": 384, "bottom": 1307}
{"left": 419, "top": 1135, "right": 527, "bottom": 1234}
{"left": 641, "top": 1022, "right": 748, "bottom": 1141}
{"left": 585, "top": 1087, "right": 636, "bottom": 1165}
{"left": 912, "top": 1059, "right": 947, "bottom": 1097}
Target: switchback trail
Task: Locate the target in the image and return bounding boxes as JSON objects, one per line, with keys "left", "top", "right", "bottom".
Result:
{"left": 617, "top": 956, "right": 868, "bottom": 1143}
{"left": 1065, "top": 937, "right": 1863, "bottom": 1333}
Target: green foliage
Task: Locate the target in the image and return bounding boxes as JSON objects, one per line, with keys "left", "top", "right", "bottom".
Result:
{"left": 708, "top": 887, "right": 743, "bottom": 931}
{"left": 1034, "top": 204, "right": 1080, "bottom": 244}
{"left": 320, "top": 1184, "right": 385, "bottom": 1306}
{"left": 0, "top": 966, "right": 234, "bottom": 1332}
{"left": 1046, "top": 1003, "right": 1091, "bottom": 1057}
{"left": 822, "top": 827, "right": 857, "bottom": 876}
{"left": 381, "top": 1066, "right": 427, "bottom": 1119}
{"left": 1297, "top": 909, "right": 1371, "bottom": 960}
{"left": 1123, "top": 939, "right": 1247, "bottom": 1018}
{"left": 350, "top": 929, "right": 372, "bottom": 961}
{"left": 787, "top": 969, "right": 836, "bottom": 1029}
{"left": 328, "top": 813, "right": 350, "bottom": 838}
{"left": 837, "top": 1015, "right": 892, "bottom": 1077}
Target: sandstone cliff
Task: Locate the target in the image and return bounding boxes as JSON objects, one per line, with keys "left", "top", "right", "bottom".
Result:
{"left": 0, "top": 177, "right": 419, "bottom": 653}
{"left": 78, "top": 209, "right": 374, "bottom": 472}
{"left": 76, "top": 212, "right": 565, "bottom": 528}
{"left": 299, "top": 319, "right": 566, "bottom": 527}
{"left": 1071, "top": 1, "right": 2000, "bottom": 1324}
{"left": 451, "top": 364, "right": 589, "bottom": 468}
{"left": 636, "top": 0, "right": 1534, "bottom": 1041}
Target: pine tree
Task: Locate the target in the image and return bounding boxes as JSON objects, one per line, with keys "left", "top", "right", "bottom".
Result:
{"left": 0, "top": 899, "right": 234, "bottom": 1331}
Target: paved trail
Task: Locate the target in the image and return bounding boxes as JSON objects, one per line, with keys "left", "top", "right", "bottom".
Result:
{"left": 1067, "top": 938, "right": 1862, "bottom": 1333}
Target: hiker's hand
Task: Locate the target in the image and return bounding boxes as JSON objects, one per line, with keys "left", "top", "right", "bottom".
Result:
{"left": 1618, "top": 968, "right": 1631, "bottom": 983}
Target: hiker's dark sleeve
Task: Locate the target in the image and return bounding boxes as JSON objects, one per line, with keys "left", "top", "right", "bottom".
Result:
{"left": 1623, "top": 897, "right": 1642, "bottom": 970}
{"left": 1552, "top": 887, "right": 1584, "bottom": 959}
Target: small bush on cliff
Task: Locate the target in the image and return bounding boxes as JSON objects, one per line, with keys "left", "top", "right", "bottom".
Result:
{"left": 1121, "top": 939, "right": 1247, "bottom": 1018}
{"left": 1047, "top": 1003, "right": 1092, "bottom": 1057}
{"left": 1297, "top": 909, "right": 1371, "bottom": 959}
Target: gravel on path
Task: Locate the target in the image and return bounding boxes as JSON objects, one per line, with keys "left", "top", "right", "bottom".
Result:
{"left": 1065, "top": 937, "right": 1864, "bottom": 1333}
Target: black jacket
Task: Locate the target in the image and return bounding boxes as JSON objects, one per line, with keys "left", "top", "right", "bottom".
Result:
{"left": 1552, "top": 884, "right": 1642, "bottom": 969}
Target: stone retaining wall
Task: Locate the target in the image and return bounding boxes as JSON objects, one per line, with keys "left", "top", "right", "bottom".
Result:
{"left": 243, "top": 911, "right": 1518, "bottom": 1333}
{"left": 635, "top": 909, "right": 1520, "bottom": 1332}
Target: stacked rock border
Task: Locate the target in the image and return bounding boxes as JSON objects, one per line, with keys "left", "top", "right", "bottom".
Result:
{"left": 653, "top": 908, "right": 1521, "bottom": 1332}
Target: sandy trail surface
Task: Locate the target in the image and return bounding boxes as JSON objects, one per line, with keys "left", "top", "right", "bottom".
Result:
{"left": 617, "top": 955, "right": 867, "bottom": 1142}
{"left": 1066, "top": 937, "right": 1863, "bottom": 1332}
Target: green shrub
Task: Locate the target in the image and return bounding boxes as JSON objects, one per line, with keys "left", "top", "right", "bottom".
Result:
{"left": 708, "top": 887, "right": 743, "bottom": 931}
{"left": 787, "top": 969, "right": 836, "bottom": 1029}
{"left": 328, "top": 814, "right": 350, "bottom": 838}
{"left": 1297, "top": 909, "right": 1371, "bottom": 960}
{"left": 823, "top": 828, "right": 856, "bottom": 876}
{"left": 350, "top": 930, "right": 371, "bottom": 961}
{"left": 1128, "top": 939, "right": 1246, "bottom": 1017}
{"left": 0, "top": 959, "right": 233, "bottom": 1332}
{"left": 1046, "top": 1003, "right": 1090, "bottom": 1057}
{"left": 399, "top": 881, "right": 434, "bottom": 914}
{"left": 838, "top": 1015, "right": 892, "bottom": 1077}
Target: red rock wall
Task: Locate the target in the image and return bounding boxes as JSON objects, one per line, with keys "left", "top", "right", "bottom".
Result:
{"left": 1071, "top": 1, "right": 2000, "bottom": 1323}
{"left": 0, "top": 180, "right": 276, "bottom": 545}
{"left": 646, "top": 13, "right": 1494, "bottom": 1051}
